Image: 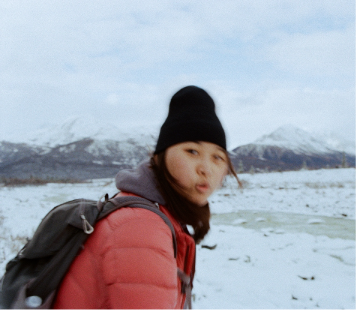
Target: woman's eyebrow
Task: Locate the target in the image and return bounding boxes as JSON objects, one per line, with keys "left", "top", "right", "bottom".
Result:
{"left": 189, "top": 141, "right": 225, "bottom": 153}
{"left": 215, "top": 146, "right": 225, "bottom": 153}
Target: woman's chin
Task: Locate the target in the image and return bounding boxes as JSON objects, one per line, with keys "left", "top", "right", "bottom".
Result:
{"left": 190, "top": 196, "right": 209, "bottom": 207}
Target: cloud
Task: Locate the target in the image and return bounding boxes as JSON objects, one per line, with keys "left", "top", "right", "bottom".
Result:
{"left": 211, "top": 83, "right": 355, "bottom": 147}
{"left": 1, "top": 0, "right": 353, "bottom": 85}
{"left": 266, "top": 26, "right": 354, "bottom": 83}
{"left": 0, "top": 0, "right": 354, "bottom": 147}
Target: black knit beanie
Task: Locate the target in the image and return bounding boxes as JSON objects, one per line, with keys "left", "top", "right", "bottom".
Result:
{"left": 154, "top": 86, "right": 226, "bottom": 154}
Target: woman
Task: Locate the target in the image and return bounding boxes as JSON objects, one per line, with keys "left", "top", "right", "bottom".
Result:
{"left": 53, "top": 86, "right": 238, "bottom": 309}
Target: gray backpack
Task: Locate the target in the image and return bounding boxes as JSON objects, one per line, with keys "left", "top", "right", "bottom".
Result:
{"left": 0, "top": 194, "right": 180, "bottom": 309}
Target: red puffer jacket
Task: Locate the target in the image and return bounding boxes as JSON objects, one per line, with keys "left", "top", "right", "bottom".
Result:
{"left": 53, "top": 189, "right": 196, "bottom": 309}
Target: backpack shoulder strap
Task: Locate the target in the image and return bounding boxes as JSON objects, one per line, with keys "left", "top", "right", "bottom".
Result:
{"left": 98, "top": 195, "right": 178, "bottom": 258}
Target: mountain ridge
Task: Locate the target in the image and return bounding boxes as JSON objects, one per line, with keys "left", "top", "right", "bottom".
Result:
{"left": 0, "top": 119, "right": 354, "bottom": 180}
{"left": 3, "top": 116, "right": 158, "bottom": 148}
{"left": 231, "top": 125, "right": 354, "bottom": 172}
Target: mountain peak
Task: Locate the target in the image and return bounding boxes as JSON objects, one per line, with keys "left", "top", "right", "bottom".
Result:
{"left": 254, "top": 125, "right": 344, "bottom": 155}
{"left": 5, "top": 116, "right": 158, "bottom": 147}
{"left": 256, "top": 125, "right": 307, "bottom": 142}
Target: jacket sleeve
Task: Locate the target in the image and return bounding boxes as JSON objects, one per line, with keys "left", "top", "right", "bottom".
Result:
{"left": 53, "top": 207, "right": 178, "bottom": 309}
{"left": 101, "top": 208, "right": 178, "bottom": 310}
{"left": 97, "top": 207, "right": 178, "bottom": 308}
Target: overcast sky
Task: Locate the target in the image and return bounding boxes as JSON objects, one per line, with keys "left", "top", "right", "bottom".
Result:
{"left": 0, "top": 0, "right": 354, "bottom": 149}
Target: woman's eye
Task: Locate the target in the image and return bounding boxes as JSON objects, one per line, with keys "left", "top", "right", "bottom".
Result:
{"left": 187, "top": 149, "right": 198, "bottom": 155}
{"left": 214, "top": 154, "right": 225, "bottom": 161}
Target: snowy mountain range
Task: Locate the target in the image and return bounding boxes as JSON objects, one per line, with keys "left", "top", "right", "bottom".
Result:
{"left": 231, "top": 125, "right": 355, "bottom": 172}
{"left": 253, "top": 125, "right": 354, "bottom": 155}
{"left": 0, "top": 118, "right": 354, "bottom": 180}
{"left": 0, "top": 117, "right": 158, "bottom": 180}
{"left": 6, "top": 116, "right": 158, "bottom": 148}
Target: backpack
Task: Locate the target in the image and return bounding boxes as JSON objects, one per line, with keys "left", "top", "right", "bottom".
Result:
{"left": 0, "top": 194, "right": 179, "bottom": 309}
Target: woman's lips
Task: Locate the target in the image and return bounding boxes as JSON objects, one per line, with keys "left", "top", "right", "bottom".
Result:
{"left": 196, "top": 183, "right": 210, "bottom": 193}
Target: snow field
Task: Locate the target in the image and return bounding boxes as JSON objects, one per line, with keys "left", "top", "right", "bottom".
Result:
{"left": 212, "top": 168, "right": 355, "bottom": 219}
{"left": 0, "top": 168, "right": 354, "bottom": 308}
{"left": 194, "top": 225, "right": 354, "bottom": 308}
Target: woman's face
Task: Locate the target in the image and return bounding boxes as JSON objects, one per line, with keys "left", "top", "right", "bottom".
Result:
{"left": 164, "top": 141, "right": 228, "bottom": 206}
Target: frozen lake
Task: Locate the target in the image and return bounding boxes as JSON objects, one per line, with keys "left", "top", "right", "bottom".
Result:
{"left": 212, "top": 211, "right": 354, "bottom": 240}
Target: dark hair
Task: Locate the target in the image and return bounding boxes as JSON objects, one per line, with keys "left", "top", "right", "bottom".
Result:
{"left": 150, "top": 149, "right": 239, "bottom": 243}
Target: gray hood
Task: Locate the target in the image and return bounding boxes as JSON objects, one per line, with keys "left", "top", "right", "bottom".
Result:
{"left": 115, "top": 159, "right": 166, "bottom": 206}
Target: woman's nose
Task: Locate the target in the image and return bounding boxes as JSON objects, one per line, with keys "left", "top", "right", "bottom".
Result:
{"left": 198, "top": 159, "right": 212, "bottom": 176}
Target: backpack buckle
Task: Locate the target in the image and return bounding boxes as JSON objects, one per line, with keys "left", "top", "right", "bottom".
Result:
{"left": 80, "top": 215, "right": 94, "bottom": 234}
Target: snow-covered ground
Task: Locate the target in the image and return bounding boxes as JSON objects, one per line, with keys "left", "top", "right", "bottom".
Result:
{"left": 0, "top": 168, "right": 355, "bottom": 309}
